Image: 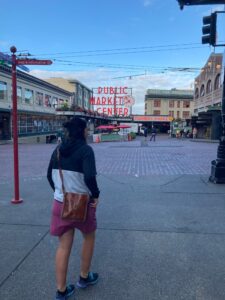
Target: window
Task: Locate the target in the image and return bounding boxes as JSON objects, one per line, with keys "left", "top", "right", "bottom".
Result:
{"left": 177, "top": 111, "right": 180, "bottom": 118}
{"left": 153, "top": 110, "right": 160, "bottom": 115}
{"left": 182, "top": 111, "right": 190, "bottom": 119}
{"left": 17, "top": 86, "right": 22, "bottom": 103}
{"left": 154, "top": 100, "right": 161, "bottom": 107}
{"left": 44, "top": 94, "right": 52, "bottom": 107}
{"left": 0, "top": 81, "right": 7, "bottom": 100}
{"left": 25, "top": 89, "right": 33, "bottom": 104}
{"left": 169, "top": 100, "right": 174, "bottom": 108}
{"left": 19, "top": 114, "right": 27, "bottom": 133}
{"left": 214, "top": 74, "right": 221, "bottom": 90}
{"left": 200, "top": 84, "right": 205, "bottom": 97}
{"left": 35, "top": 92, "right": 43, "bottom": 106}
{"left": 177, "top": 101, "right": 180, "bottom": 108}
{"left": 169, "top": 111, "right": 174, "bottom": 117}
{"left": 195, "top": 88, "right": 199, "bottom": 99}
{"left": 206, "top": 80, "right": 212, "bottom": 94}
{"left": 52, "top": 96, "right": 58, "bottom": 108}
{"left": 183, "top": 101, "right": 190, "bottom": 108}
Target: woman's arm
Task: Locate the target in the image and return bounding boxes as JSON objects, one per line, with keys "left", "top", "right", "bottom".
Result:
{"left": 47, "top": 152, "right": 55, "bottom": 191}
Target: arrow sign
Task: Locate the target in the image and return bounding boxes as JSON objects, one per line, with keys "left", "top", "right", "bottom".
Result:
{"left": 16, "top": 59, "right": 52, "bottom": 65}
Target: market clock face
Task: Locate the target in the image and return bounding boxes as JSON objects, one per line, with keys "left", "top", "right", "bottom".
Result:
{"left": 123, "top": 95, "right": 135, "bottom": 107}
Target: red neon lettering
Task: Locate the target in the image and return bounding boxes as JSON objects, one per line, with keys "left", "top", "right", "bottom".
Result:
{"left": 118, "top": 96, "right": 123, "bottom": 105}
{"left": 121, "top": 87, "right": 128, "bottom": 94}
{"left": 108, "top": 97, "right": 113, "bottom": 105}
{"left": 96, "top": 97, "right": 101, "bottom": 105}
{"left": 102, "top": 97, "right": 106, "bottom": 105}
{"left": 98, "top": 87, "right": 102, "bottom": 94}
{"left": 89, "top": 97, "right": 96, "bottom": 105}
{"left": 97, "top": 107, "right": 102, "bottom": 113}
{"left": 103, "top": 87, "right": 109, "bottom": 94}
{"left": 124, "top": 108, "right": 129, "bottom": 116}
{"left": 109, "top": 86, "right": 116, "bottom": 94}
{"left": 118, "top": 108, "right": 123, "bottom": 115}
{"left": 108, "top": 107, "right": 112, "bottom": 116}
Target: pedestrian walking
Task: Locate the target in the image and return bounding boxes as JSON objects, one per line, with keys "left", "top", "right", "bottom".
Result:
{"left": 47, "top": 117, "right": 100, "bottom": 300}
{"left": 144, "top": 127, "right": 148, "bottom": 141}
{"left": 149, "top": 127, "right": 157, "bottom": 142}
{"left": 56, "top": 129, "right": 63, "bottom": 144}
{"left": 193, "top": 127, "right": 198, "bottom": 139}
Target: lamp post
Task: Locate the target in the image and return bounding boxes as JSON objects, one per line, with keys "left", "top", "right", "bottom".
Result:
{"left": 10, "top": 46, "right": 23, "bottom": 204}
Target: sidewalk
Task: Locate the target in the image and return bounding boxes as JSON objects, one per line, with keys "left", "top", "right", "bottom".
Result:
{"left": 1, "top": 138, "right": 225, "bottom": 299}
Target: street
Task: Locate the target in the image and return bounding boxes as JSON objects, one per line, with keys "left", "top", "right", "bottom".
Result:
{"left": 1, "top": 137, "right": 225, "bottom": 300}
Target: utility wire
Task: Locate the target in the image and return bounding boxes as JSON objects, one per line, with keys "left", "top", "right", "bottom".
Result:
{"left": 29, "top": 42, "right": 202, "bottom": 56}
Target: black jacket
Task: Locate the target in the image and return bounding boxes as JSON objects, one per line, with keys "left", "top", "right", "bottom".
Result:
{"left": 47, "top": 139, "right": 100, "bottom": 201}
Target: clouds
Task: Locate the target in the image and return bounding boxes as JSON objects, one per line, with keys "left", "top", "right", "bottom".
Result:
{"left": 30, "top": 68, "right": 194, "bottom": 115}
{"left": 143, "top": 0, "right": 154, "bottom": 7}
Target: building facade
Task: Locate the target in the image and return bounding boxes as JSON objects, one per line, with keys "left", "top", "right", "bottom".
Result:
{"left": 145, "top": 89, "right": 194, "bottom": 120}
{"left": 194, "top": 53, "right": 222, "bottom": 114}
{"left": 45, "top": 78, "right": 93, "bottom": 111}
{"left": 0, "top": 65, "right": 72, "bottom": 141}
{"left": 192, "top": 53, "right": 223, "bottom": 140}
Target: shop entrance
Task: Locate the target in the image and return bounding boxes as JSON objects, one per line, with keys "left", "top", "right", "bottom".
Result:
{"left": 140, "top": 121, "right": 170, "bottom": 134}
{"left": 0, "top": 112, "right": 11, "bottom": 140}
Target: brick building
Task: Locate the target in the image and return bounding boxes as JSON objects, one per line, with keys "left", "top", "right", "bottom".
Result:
{"left": 145, "top": 88, "right": 194, "bottom": 120}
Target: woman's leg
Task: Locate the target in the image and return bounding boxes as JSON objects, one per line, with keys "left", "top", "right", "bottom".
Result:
{"left": 56, "top": 229, "right": 74, "bottom": 291}
{"left": 80, "top": 231, "right": 96, "bottom": 277}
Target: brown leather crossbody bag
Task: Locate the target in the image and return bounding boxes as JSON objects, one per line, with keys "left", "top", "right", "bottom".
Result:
{"left": 57, "top": 149, "right": 89, "bottom": 222}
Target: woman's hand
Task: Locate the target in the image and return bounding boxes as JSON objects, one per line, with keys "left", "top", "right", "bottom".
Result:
{"left": 90, "top": 198, "right": 99, "bottom": 208}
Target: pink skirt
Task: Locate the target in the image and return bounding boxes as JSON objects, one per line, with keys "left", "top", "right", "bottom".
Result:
{"left": 50, "top": 199, "right": 97, "bottom": 236}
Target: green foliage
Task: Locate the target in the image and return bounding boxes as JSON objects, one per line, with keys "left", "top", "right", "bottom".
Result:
{"left": 61, "top": 102, "right": 69, "bottom": 111}
{"left": 130, "top": 132, "right": 136, "bottom": 139}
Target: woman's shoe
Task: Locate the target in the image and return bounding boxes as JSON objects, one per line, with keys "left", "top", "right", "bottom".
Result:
{"left": 76, "top": 272, "right": 99, "bottom": 289}
{"left": 55, "top": 284, "right": 75, "bottom": 299}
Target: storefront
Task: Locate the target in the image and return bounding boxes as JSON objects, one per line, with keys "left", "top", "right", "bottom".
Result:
{"left": 0, "top": 111, "right": 10, "bottom": 140}
{"left": 191, "top": 109, "right": 222, "bottom": 140}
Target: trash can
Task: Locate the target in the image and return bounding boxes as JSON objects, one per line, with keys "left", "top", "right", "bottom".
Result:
{"left": 36, "top": 136, "right": 40, "bottom": 143}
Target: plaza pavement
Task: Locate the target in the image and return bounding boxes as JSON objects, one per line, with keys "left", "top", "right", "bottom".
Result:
{"left": 1, "top": 135, "right": 225, "bottom": 299}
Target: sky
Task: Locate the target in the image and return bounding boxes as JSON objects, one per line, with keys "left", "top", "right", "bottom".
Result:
{"left": 1, "top": 0, "right": 225, "bottom": 114}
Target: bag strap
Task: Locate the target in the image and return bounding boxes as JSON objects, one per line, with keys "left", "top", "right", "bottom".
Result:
{"left": 57, "top": 148, "right": 66, "bottom": 195}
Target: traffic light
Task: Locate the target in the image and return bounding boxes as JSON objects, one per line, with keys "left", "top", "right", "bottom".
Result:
{"left": 202, "top": 13, "right": 217, "bottom": 46}
{"left": 177, "top": 0, "right": 225, "bottom": 10}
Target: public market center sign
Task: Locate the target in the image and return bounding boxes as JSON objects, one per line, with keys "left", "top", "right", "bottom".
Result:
{"left": 90, "top": 87, "right": 135, "bottom": 116}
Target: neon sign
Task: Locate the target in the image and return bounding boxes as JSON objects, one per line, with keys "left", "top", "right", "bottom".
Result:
{"left": 90, "top": 86, "right": 135, "bottom": 116}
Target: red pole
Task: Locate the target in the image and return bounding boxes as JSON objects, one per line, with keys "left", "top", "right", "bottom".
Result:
{"left": 10, "top": 46, "right": 23, "bottom": 204}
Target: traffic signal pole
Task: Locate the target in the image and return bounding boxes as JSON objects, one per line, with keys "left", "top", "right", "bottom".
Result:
{"left": 10, "top": 46, "right": 23, "bottom": 204}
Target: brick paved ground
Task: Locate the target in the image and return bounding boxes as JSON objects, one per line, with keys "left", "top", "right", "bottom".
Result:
{"left": 0, "top": 135, "right": 218, "bottom": 184}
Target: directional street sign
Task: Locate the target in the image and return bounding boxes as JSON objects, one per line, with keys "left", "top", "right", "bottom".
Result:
{"left": 16, "top": 59, "right": 52, "bottom": 65}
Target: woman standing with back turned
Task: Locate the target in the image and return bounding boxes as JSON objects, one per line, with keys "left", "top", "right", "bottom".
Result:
{"left": 47, "top": 117, "right": 100, "bottom": 300}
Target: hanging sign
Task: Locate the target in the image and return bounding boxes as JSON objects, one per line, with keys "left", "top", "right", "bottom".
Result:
{"left": 90, "top": 86, "right": 135, "bottom": 116}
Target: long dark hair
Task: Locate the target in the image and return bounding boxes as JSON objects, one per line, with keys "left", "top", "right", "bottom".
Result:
{"left": 63, "top": 117, "right": 87, "bottom": 141}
